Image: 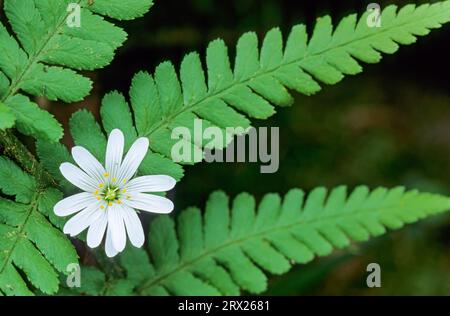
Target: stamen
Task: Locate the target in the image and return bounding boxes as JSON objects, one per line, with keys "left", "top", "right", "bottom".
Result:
{"left": 103, "top": 172, "right": 110, "bottom": 177}
{"left": 112, "top": 178, "right": 117, "bottom": 183}
{"left": 117, "top": 200, "right": 122, "bottom": 205}
{"left": 126, "top": 195, "right": 131, "bottom": 200}
{"left": 99, "top": 183, "right": 104, "bottom": 188}
{"left": 96, "top": 196, "right": 101, "bottom": 201}
{"left": 100, "top": 205, "right": 105, "bottom": 210}
{"left": 108, "top": 202, "right": 113, "bottom": 207}
{"left": 94, "top": 190, "right": 99, "bottom": 195}
{"left": 122, "top": 189, "right": 127, "bottom": 193}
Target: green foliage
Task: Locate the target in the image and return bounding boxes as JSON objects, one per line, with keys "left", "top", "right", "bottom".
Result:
{"left": 0, "top": 157, "right": 78, "bottom": 295}
{"left": 0, "top": 0, "right": 154, "bottom": 296}
{"left": 70, "top": 187, "right": 450, "bottom": 296}
{"left": 41, "top": 2, "right": 450, "bottom": 181}
{"left": 1, "top": 1, "right": 449, "bottom": 297}
{"left": 0, "top": 0, "right": 154, "bottom": 141}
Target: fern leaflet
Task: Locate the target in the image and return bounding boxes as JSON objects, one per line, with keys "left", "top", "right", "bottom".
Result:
{"left": 0, "top": 0, "right": 154, "bottom": 141}
{"left": 0, "top": 157, "right": 78, "bottom": 295}
{"left": 69, "top": 186, "right": 450, "bottom": 296}
{"left": 42, "top": 1, "right": 450, "bottom": 180}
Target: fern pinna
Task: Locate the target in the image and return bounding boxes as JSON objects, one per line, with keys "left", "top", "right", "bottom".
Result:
{"left": 69, "top": 187, "right": 450, "bottom": 295}
{"left": 40, "top": 1, "right": 450, "bottom": 181}
{"left": 0, "top": 0, "right": 153, "bottom": 141}
{"left": 0, "top": 157, "right": 77, "bottom": 295}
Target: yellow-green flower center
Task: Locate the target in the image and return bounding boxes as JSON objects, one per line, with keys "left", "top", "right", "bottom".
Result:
{"left": 103, "top": 186, "right": 119, "bottom": 202}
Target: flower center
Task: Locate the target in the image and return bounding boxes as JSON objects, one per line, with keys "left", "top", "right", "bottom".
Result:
{"left": 103, "top": 186, "right": 119, "bottom": 202}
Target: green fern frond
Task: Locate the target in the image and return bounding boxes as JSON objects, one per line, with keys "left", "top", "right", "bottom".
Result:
{"left": 0, "top": 0, "right": 154, "bottom": 141}
{"left": 81, "top": 186, "right": 450, "bottom": 296}
{"left": 45, "top": 1, "right": 450, "bottom": 180}
{"left": 0, "top": 157, "right": 78, "bottom": 295}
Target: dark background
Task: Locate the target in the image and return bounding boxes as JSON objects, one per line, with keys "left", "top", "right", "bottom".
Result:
{"left": 4, "top": 0, "right": 450, "bottom": 295}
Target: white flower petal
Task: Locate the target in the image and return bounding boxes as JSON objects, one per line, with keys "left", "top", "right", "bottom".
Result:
{"left": 63, "top": 205, "right": 102, "bottom": 237}
{"left": 107, "top": 205, "right": 126, "bottom": 252}
{"left": 122, "top": 205, "right": 145, "bottom": 248}
{"left": 124, "top": 193, "right": 174, "bottom": 214}
{"left": 72, "top": 146, "right": 106, "bottom": 184}
{"left": 60, "top": 162, "right": 98, "bottom": 192}
{"left": 125, "top": 175, "right": 176, "bottom": 193}
{"left": 54, "top": 192, "right": 96, "bottom": 217}
{"left": 118, "top": 137, "right": 149, "bottom": 184}
{"left": 105, "top": 129, "right": 124, "bottom": 179}
{"left": 87, "top": 212, "right": 108, "bottom": 248}
{"left": 105, "top": 225, "right": 119, "bottom": 258}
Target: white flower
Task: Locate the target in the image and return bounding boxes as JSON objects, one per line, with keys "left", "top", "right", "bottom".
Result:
{"left": 54, "top": 129, "right": 176, "bottom": 258}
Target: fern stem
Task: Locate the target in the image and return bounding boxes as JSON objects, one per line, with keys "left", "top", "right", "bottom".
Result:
{"left": 0, "top": 129, "right": 56, "bottom": 188}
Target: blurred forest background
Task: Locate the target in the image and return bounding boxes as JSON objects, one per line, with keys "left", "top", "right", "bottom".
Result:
{"left": 3, "top": 0, "right": 450, "bottom": 295}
